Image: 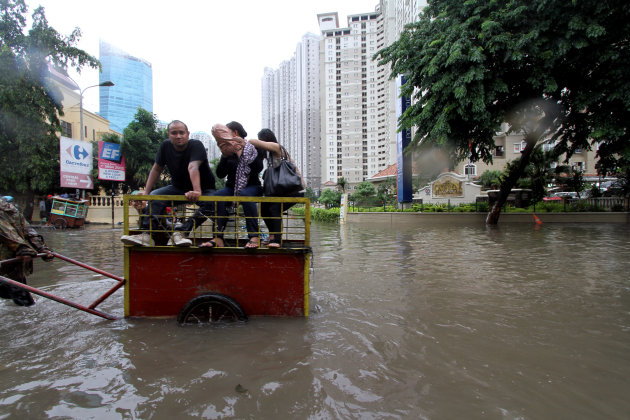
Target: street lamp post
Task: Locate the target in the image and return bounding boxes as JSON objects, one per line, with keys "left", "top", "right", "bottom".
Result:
{"left": 79, "top": 81, "right": 114, "bottom": 141}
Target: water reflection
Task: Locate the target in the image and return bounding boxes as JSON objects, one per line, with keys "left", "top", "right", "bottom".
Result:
{"left": 0, "top": 222, "right": 628, "bottom": 419}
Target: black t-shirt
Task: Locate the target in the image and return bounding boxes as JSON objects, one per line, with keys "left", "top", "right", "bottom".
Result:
{"left": 155, "top": 139, "right": 216, "bottom": 191}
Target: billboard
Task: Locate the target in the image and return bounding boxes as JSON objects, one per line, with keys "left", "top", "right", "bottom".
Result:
{"left": 59, "top": 136, "right": 93, "bottom": 189}
{"left": 98, "top": 141, "right": 126, "bottom": 181}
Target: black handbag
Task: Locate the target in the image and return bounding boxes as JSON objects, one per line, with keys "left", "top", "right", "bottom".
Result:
{"left": 263, "top": 146, "right": 303, "bottom": 196}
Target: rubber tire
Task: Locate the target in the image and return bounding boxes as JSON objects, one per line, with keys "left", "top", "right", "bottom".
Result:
{"left": 177, "top": 293, "right": 247, "bottom": 325}
{"left": 53, "top": 218, "right": 68, "bottom": 229}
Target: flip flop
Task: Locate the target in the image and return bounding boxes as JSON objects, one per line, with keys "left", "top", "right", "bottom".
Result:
{"left": 200, "top": 238, "right": 224, "bottom": 248}
{"left": 244, "top": 238, "right": 259, "bottom": 249}
{"left": 267, "top": 241, "right": 280, "bottom": 248}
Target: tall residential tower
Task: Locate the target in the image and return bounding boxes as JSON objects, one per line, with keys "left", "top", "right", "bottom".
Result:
{"left": 98, "top": 40, "right": 153, "bottom": 133}
{"left": 261, "top": 33, "right": 321, "bottom": 189}
{"left": 318, "top": 7, "right": 389, "bottom": 187}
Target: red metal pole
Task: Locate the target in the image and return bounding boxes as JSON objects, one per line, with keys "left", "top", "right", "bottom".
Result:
{"left": 53, "top": 253, "right": 125, "bottom": 282}
{"left": 1, "top": 252, "right": 125, "bottom": 318}
{"left": 0, "top": 274, "right": 118, "bottom": 320}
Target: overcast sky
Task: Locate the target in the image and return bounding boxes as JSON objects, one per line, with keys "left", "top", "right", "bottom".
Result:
{"left": 24, "top": 0, "right": 379, "bottom": 135}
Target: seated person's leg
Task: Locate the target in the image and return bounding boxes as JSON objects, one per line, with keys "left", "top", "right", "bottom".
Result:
{"left": 200, "top": 187, "right": 233, "bottom": 247}
{"left": 239, "top": 185, "right": 262, "bottom": 248}
{"left": 178, "top": 188, "right": 217, "bottom": 234}
{"left": 261, "top": 201, "right": 281, "bottom": 245}
{"left": 148, "top": 185, "right": 183, "bottom": 231}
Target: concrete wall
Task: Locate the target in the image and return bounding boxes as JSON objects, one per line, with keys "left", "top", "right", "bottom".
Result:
{"left": 347, "top": 211, "right": 630, "bottom": 226}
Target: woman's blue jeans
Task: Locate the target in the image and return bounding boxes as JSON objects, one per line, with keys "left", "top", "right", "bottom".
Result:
{"left": 212, "top": 185, "right": 262, "bottom": 239}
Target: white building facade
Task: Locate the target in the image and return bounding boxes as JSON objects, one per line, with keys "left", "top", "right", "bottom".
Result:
{"left": 261, "top": 34, "right": 321, "bottom": 189}
{"left": 261, "top": 1, "right": 428, "bottom": 191}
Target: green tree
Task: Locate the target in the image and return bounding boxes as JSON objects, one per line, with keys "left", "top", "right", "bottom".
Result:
{"left": 554, "top": 165, "right": 586, "bottom": 197}
{"left": 478, "top": 170, "right": 503, "bottom": 190}
{"left": 318, "top": 189, "right": 341, "bottom": 209}
{"left": 516, "top": 145, "right": 561, "bottom": 202}
{"left": 376, "top": 0, "right": 630, "bottom": 224}
{"left": 377, "top": 178, "right": 397, "bottom": 205}
{"left": 0, "top": 0, "right": 99, "bottom": 219}
{"left": 120, "top": 108, "right": 164, "bottom": 193}
{"left": 304, "top": 186, "right": 318, "bottom": 202}
{"left": 351, "top": 181, "right": 376, "bottom": 203}
{"left": 336, "top": 177, "right": 347, "bottom": 194}
{"left": 209, "top": 157, "right": 225, "bottom": 190}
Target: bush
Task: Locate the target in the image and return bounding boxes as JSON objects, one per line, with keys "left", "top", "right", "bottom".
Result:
{"left": 476, "top": 202, "right": 489, "bottom": 212}
{"left": 611, "top": 203, "right": 624, "bottom": 212}
{"left": 311, "top": 207, "right": 340, "bottom": 222}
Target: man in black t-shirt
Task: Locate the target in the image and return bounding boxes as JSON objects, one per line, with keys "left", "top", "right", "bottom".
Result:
{"left": 120, "top": 120, "right": 216, "bottom": 246}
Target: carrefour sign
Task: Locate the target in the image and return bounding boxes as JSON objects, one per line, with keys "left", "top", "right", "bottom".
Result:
{"left": 60, "top": 136, "right": 93, "bottom": 189}
{"left": 60, "top": 137, "right": 92, "bottom": 174}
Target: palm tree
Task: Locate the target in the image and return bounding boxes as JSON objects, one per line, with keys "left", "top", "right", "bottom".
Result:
{"left": 337, "top": 177, "right": 347, "bottom": 194}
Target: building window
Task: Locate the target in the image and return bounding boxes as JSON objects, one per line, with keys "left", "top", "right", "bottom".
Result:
{"left": 573, "top": 162, "right": 585, "bottom": 172}
{"left": 513, "top": 143, "right": 521, "bottom": 153}
{"left": 61, "top": 120, "right": 72, "bottom": 138}
{"left": 464, "top": 164, "right": 477, "bottom": 176}
{"left": 495, "top": 146, "right": 504, "bottom": 157}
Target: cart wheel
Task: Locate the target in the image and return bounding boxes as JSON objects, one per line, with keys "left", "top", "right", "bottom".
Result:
{"left": 53, "top": 218, "right": 68, "bottom": 230}
{"left": 177, "top": 293, "right": 247, "bottom": 325}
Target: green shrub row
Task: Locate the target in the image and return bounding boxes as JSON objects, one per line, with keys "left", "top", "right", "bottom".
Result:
{"left": 291, "top": 206, "right": 340, "bottom": 222}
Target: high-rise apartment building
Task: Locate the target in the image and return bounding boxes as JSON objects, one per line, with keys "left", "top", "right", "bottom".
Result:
{"left": 318, "top": 7, "right": 388, "bottom": 188}
{"left": 99, "top": 40, "right": 153, "bottom": 133}
{"left": 261, "top": 34, "right": 321, "bottom": 189}
{"left": 261, "top": 1, "right": 427, "bottom": 191}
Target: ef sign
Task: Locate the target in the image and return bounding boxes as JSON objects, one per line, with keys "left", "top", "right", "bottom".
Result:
{"left": 98, "top": 141, "right": 126, "bottom": 182}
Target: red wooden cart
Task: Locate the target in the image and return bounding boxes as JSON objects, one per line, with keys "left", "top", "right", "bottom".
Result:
{"left": 0, "top": 195, "right": 312, "bottom": 324}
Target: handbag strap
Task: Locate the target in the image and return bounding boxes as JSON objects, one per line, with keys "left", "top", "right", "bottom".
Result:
{"left": 280, "top": 145, "right": 290, "bottom": 161}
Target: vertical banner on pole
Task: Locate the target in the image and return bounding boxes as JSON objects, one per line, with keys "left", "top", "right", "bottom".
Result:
{"left": 98, "top": 141, "right": 126, "bottom": 182}
{"left": 396, "top": 75, "right": 412, "bottom": 203}
{"left": 339, "top": 193, "right": 348, "bottom": 223}
{"left": 59, "top": 137, "right": 93, "bottom": 189}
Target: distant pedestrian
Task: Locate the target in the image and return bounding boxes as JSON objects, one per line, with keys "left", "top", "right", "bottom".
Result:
{"left": 39, "top": 199, "right": 46, "bottom": 220}
{"left": 45, "top": 194, "right": 53, "bottom": 222}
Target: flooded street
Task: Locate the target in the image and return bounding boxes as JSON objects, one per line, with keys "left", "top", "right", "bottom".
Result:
{"left": 1, "top": 221, "right": 629, "bottom": 419}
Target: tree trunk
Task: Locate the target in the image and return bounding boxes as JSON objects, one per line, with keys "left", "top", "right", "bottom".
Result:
{"left": 486, "top": 137, "right": 538, "bottom": 225}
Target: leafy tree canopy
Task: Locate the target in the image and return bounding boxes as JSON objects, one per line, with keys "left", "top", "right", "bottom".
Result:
{"left": 478, "top": 170, "right": 503, "bottom": 190}
{"left": 0, "top": 0, "right": 99, "bottom": 218}
{"left": 376, "top": 0, "right": 630, "bottom": 222}
{"left": 351, "top": 181, "right": 376, "bottom": 202}
{"left": 336, "top": 177, "right": 347, "bottom": 193}
{"left": 319, "top": 189, "right": 341, "bottom": 209}
{"left": 120, "top": 108, "right": 164, "bottom": 193}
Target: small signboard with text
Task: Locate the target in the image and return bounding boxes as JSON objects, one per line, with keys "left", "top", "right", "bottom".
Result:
{"left": 98, "top": 141, "right": 126, "bottom": 182}
{"left": 60, "top": 136, "right": 93, "bottom": 189}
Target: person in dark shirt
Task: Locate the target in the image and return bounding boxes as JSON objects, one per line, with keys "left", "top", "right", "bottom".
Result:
{"left": 120, "top": 120, "right": 216, "bottom": 247}
{"left": 201, "top": 121, "right": 263, "bottom": 249}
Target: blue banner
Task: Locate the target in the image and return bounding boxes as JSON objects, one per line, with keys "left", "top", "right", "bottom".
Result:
{"left": 99, "top": 141, "right": 122, "bottom": 163}
{"left": 396, "top": 75, "right": 412, "bottom": 203}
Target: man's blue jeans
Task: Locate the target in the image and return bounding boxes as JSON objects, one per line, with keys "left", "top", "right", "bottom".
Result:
{"left": 148, "top": 185, "right": 216, "bottom": 233}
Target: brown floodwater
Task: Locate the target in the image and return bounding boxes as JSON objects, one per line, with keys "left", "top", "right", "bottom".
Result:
{"left": 0, "top": 221, "right": 629, "bottom": 419}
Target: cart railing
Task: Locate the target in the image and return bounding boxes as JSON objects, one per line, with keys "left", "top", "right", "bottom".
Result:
{"left": 122, "top": 195, "right": 311, "bottom": 248}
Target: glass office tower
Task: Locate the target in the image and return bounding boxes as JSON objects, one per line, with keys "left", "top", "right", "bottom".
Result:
{"left": 99, "top": 40, "right": 153, "bottom": 133}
